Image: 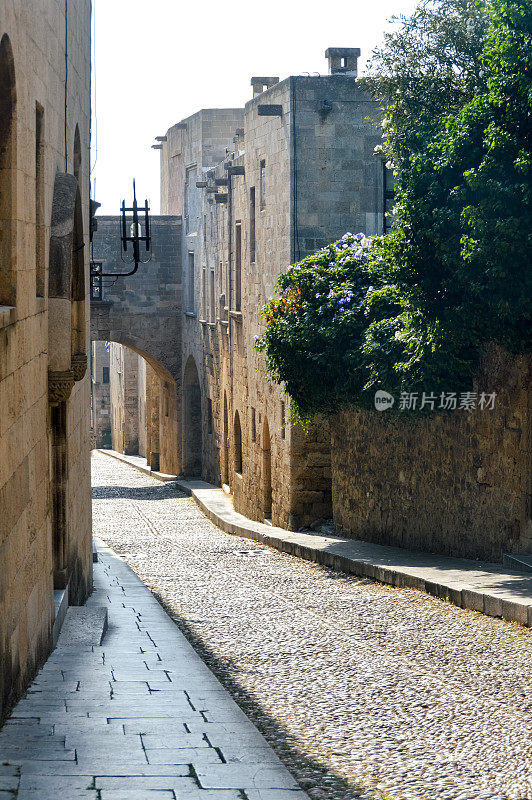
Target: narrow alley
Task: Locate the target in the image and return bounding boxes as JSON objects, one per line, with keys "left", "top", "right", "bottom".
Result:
{"left": 89, "top": 452, "right": 532, "bottom": 800}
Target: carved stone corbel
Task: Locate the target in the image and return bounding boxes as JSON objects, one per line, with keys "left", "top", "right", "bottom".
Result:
{"left": 71, "top": 352, "right": 88, "bottom": 382}
{"left": 48, "top": 369, "right": 75, "bottom": 405}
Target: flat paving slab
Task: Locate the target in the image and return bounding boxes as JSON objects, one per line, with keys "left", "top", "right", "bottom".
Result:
{"left": 0, "top": 542, "right": 308, "bottom": 799}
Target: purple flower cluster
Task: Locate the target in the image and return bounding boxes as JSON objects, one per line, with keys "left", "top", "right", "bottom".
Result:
{"left": 337, "top": 288, "right": 355, "bottom": 311}
{"left": 338, "top": 289, "right": 355, "bottom": 307}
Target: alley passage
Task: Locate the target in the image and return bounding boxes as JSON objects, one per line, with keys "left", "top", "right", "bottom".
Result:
{"left": 92, "top": 451, "right": 532, "bottom": 800}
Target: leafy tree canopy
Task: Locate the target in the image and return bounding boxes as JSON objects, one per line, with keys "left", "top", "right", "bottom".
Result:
{"left": 256, "top": 0, "right": 532, "bottom": 421}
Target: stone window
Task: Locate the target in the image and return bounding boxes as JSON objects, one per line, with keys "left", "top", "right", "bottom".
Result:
{"left": 280, "top": 401, "right": 286, "bottom": 439}
{"left": 210, "top": 269, "right": 215, "bottom": 322}
{"left": 235, "top": 221, "right": 242, "bottom": 311}
{"left": 202, "top": 266, "right": 206, "bottom": 319}
{"left": 251, "top": 407, "right": 256, "bottom": 442}
{"left": 102, "top": 367, "right": 109, "bottom": 384}
{"left": 184, "top": 165, "right": 197, "bottom": 234}
{"left": 260, "top": 160, "right": 266, "bottom": 210}
{"left": 234, "top": 410, "right": 243, "bottom": 474}
{"left": 187, "top": 252, "right": 195, "bottom": 312}
{"left": 35, "top": 103, "right": 45, "bottom": 297}
{"left": 0, "top": 34, "right": 16, "bottom": 308}
{"left": 249, "top": 187, "right": 256, "bottom": 263}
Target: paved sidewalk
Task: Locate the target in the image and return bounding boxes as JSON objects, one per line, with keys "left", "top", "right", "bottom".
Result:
{"left": 0, "top": 541, "right": 308, "bottom": 799}
{"left": 98, "top": 449, "right": 532, "bottom": 629}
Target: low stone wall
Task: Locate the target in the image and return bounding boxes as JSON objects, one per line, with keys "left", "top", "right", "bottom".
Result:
{"left": 331, "top": 347, "right": 532, "bottom": 561}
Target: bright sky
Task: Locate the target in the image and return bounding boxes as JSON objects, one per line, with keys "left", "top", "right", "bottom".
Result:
{"left": 91, "top": 0, "right": 418, "bottom": 215}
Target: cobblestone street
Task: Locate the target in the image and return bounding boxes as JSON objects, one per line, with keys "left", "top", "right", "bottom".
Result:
{"left": 92, "top": 451, "right": 532, "bottom": 800}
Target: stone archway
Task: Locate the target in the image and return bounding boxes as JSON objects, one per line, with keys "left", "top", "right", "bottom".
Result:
{"left": 91, "top": 338, "right": 180, "bottom": 475}
{"left": 234, "top": 410, "right": 242, "bottom": 475}
{"left": 183, "top": 355, "right": 202, "bottom": 477}
{"left": 222, "top": 392, "right": 229, "bottom": 487}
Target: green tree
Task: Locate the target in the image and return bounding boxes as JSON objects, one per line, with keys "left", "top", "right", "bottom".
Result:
{"left": 363, "top": 0, "right": 489, "bottom": 165}
{"left": 256, "top": 0, "right": 532, "bottom": 420}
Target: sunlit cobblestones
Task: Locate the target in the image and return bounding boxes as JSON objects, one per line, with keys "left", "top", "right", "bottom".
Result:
{"left": 92, "top": 451, "right": 532, "bottom": 800}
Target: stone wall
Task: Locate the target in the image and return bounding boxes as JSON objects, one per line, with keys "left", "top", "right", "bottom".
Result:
{"left": 331, "top": 347, "right": 532, "bottom": 561}
{"left": 0, "top": 0, "right": 92, "bottom": 720}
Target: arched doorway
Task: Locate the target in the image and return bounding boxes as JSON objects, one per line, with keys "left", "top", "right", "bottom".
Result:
{"left": 262, "top": 418, "right": 272, "bottom": 521}
{"left": 73, "top": 124, "right": 81, "bottom": 188}
{"left": 90, "top": 338, "right": 180, "bottom": 475}
{"left": 222, "top": 392, "right": 229, "bottom": 487}
{"left": 183, "top": 355, "right": 202, "bottom": 476}
{"left": 234, "top": 410, "right": 242, "bottom": 474}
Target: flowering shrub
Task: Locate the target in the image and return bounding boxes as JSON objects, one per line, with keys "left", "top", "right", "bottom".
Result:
{"left": 255, "top": 232, "right": 480, "bottom": 418}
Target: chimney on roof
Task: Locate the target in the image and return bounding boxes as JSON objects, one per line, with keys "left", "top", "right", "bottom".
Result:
{"left": 325, "top": 48, "right": 360, "bottom": 77}
{"left": 251, "top": 76, "right": 279, "bottom": 97}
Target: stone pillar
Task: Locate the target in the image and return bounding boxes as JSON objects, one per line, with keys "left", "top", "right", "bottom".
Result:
{"left": 159, "top": 379, "right": 179, "bottom": 475}
{"left": 123, "top": 348, "right": 139, "bottom": 455}
{"left": 145, "top": 363, "right": 160, "bottom": 471}
{"left": 138, "top": 357, "right": 147, "bottom": 458}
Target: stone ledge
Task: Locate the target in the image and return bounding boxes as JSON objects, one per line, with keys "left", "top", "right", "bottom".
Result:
{"left": 56, "top": 606, "right": 108, "bottom": 647}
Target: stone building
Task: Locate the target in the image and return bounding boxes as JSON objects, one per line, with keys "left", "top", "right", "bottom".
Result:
{"left": 91, "top": 48, "right": 386, "bottom": 529}
{"left": 91, "top": 46, "right": 530, "bottom": 561}
{"left": 0, "top": 1, "right": 93, "bottom": 720}
{"left": 157, "top": 48, "right": 384, "bottom": 528}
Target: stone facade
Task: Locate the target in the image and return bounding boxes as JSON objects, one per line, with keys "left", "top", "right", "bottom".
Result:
{"left": 0, "top": 0, "right": 92, "bottom": 721}
{"left": 331, "top": 347, "right": 532, "bottom": 561}
{"left": 92, "top": 49, "right": 386, "bottom": 528}
{"left": 157, "top": 52, "right": 384, "bottom": 528}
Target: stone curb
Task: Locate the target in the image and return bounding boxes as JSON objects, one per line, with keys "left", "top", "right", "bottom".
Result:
{"left": 95, "top": 450, "right": 532, "bottom": 629}
{"left": 175, "top": 481, "right": 532, "bottom": 630}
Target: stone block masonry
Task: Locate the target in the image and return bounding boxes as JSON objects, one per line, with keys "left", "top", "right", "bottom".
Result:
{"left": 90, "top": 216, "right": 182, "bottom": 475}
{"left": 0, "top": 1, "right": 93, "bottom": 720}
{"left": 331, "top": 346, "right": 532, "bottom": 561}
